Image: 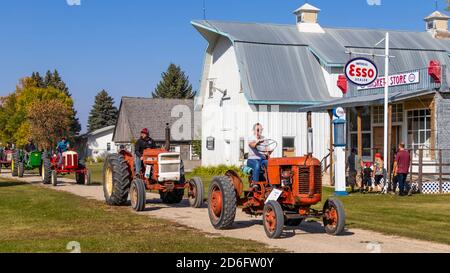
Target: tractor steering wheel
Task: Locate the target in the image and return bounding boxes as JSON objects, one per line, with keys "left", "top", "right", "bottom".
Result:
{"left": 256, "top": 139, "right": 278, "bottom": 154}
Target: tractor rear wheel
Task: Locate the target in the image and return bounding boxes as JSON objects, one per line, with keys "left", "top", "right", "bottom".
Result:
{"left": 323, "top": 198, "right": 346, "bottom": 236}
{"left": 18, "top": 161, "right": 24, "bottom": 178}
{"left": 103, "top": 154, "right": 131, "bottom": 206}
{"left": 130, "top": 179, "right": 146, "bottom": 211}
{"left": 208, "top": 176, "right": 237, "bottom": 230}
{"left": 51, "top": 170, "right": 58, "bottom": 186}
{"left": 11, "top": 151, "right": 19, "bottom": 177}
{"left": 41, "top": 153, "right": 52, "bottom": 184}
{"left": 188, "top": 177, "right": 204, "bottom": 208}
{"left": 263, "top": 201, "right": 284, "bottom": 239}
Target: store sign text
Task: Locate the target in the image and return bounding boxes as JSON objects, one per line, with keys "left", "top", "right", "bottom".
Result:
{"left": 357, "top": 71, "right": 420, "bottom": 90}
{"left": 345, "top": 58, "right": 378, "bottom": 86}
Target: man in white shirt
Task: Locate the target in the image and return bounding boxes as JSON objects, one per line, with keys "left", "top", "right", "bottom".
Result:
{"left": 247, "top": 123, "right": 269, "bottom": 183}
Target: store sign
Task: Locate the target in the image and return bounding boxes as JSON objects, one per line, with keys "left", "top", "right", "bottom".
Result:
{"left": 345, "top": 58, "right": 378, "bottom": 86}
{"left": 357, "top": 71, "right": 420, "bottom": 90}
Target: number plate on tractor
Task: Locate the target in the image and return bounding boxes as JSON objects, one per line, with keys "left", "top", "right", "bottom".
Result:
{"left": 265, "top": 189, "right": 283, "bottom": 204}
{"left": 145, "top": 165, "right": 152, "bottom": 178}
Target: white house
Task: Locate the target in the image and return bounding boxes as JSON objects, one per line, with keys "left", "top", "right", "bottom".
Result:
{"left": 86, "top": 125, "right": 116, "bottom": 161}
{"left": 192, "top": 3, "right": 342, "bottom": 167}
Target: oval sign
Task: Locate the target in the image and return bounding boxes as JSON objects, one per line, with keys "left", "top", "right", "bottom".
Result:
{"left": 345, "top": 58, "right": 378, "bottom": 86}
{"left": 334, "top": 107, "right": 346, "bottom": 118}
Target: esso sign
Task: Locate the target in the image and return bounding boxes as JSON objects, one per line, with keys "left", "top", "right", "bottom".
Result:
{"left": 333, "top": 107, "right": 346, "bottom": 119}
{"left": 345, "top": 58, "right": 378, "bottom": 86}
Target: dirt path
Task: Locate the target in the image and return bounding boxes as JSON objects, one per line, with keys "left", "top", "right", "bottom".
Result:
{"left": 3, "top": 173, "right": 450, "bottom": 253}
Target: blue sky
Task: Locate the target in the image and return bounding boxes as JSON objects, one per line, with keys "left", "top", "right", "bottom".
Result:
{"left": 0, "top": 0, "right": 444, "bottom": 132}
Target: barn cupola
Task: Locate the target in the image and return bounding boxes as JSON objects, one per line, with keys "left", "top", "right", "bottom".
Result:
{"left": 425, "top": 10, "right": 450, "bottom": 39}
{"left": 293, "top": 3, "right": 325, "bottom": 33}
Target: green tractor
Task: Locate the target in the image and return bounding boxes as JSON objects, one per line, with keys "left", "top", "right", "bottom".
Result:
{"left": 11, "top": 150, "right": 43, "bottom": 178}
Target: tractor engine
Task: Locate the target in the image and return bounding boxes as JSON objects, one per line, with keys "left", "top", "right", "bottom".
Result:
{"left": 268, "top": 156, "right": 322, "bottom": 206}
{"left": 142, "top": 149, "right": 182, "bottom": 182}
{"left": 62, "top": 151, "right": 78, "bottom": 169}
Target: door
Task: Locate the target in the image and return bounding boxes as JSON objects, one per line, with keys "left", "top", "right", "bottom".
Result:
{"left": 373, "top": 126, "right": 402, "bottom": 158}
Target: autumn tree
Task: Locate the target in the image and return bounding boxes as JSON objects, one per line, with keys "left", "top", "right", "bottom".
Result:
{"left": 27, "top": 99, "right": 73, "bottom": 150}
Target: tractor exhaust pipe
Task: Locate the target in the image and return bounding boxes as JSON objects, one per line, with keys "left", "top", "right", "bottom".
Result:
{"left": 307, "top": 112, "right": 313, "bottom": 156}
{"left": 165, "top": 123, "right": 171, "bottom": 151}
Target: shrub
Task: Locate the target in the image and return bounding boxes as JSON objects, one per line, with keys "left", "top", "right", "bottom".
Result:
{"left": 191, "top": 165, "right": 245, "bottom": 177}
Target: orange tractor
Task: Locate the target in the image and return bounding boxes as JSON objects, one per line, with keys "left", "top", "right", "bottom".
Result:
{"left": 208, "top": 131, "right": 345, "bottom": 239}
{"left": 103, "top": 126, "right": 204, "bottom": 211}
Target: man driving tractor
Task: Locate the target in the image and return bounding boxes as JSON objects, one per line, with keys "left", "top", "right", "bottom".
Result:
{"left": 134, "top": 128, "right": 156, "bottom": 177}
{"left": 56, "top": 137, "right": 70, "bottom": 166}
{"left": 247, "top": 123, "right": 272, "bottom": 186}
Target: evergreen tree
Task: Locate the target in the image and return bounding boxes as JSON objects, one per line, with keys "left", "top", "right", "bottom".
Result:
{"left": 152, "top": 64, "right": 196, "bottom": 99}
{"left": 30, "top": 72, "right": 45, "bottom": 88}
{"left": 87, "top": 90, "right": 118, "bottom": 132}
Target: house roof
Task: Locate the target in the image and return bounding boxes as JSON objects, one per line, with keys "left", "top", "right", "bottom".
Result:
{"left": 87, "top": 125, "right": 115, "bottom": 137}
{"left": 192, "top": 20, "right": 450, "bottom": 104}
{"left": 113, "top": 97, "right": 195, "bottom": 143}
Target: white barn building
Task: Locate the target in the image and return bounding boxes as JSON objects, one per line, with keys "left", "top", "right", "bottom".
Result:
{"left": 192, "top": 3, "right": 342, "bottom": 167}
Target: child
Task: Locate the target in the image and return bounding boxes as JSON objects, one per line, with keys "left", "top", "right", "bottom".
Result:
{"left": 373, "top": 154, "right": 385, "bottom": 192}
{"left": 361, "top": 162, "right": 373, "bottom": 193}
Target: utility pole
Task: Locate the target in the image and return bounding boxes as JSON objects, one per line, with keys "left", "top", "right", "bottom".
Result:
{"left": 383, "top": 32, "right": 390, "bottom": 182}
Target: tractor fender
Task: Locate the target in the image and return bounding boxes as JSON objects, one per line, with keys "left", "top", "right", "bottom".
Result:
{"left": 225, "top": 170, "right": 244, "bottom": 199}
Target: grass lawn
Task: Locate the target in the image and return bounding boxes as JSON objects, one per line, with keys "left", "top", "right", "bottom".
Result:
{"left": 86, "top": 163, "right": 450, "bottom": 245}
{"left": 0, "top": 179, "right": 280, "bottom": 253}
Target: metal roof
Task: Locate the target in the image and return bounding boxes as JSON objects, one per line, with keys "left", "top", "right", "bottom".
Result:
{"left": 299, "top": 89, "right": 436, "bottom": 112}
{"left": 192, "top": 20, "right": 450, "bottom": 105}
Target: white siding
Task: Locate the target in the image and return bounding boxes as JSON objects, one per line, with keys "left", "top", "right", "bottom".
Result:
{"left": 201, "top": 37, "right": 331, "bottom": 167}
{"left": 87, "top": 131, "right": 116, "bottom": 160}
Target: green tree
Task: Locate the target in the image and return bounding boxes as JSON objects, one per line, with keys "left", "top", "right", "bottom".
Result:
{"left": 87, "top": 90, "right": 118, "bottom": 132}
{"left": 152, "top": 64, "right": 196, "bottom": 99}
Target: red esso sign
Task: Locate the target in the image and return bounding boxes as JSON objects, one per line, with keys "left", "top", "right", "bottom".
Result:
{"left": 345, "top": 58, "right": 378, "bottom": 86}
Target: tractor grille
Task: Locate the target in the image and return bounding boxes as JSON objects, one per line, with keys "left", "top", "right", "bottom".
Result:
{"left": 298, "top": 166, "right": 322, "bottom": 195}
{"left": 160, "top": 163, "right": 179, "bottom": 173}
{"left": 64, "top": 153, "right": 78, "bottom": 168}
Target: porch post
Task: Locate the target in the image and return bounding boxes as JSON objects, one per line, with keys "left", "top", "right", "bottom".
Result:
{"left": 357, "top": 107, "right": 363, "bottom": 161}
{"left": 387, "top": 104, "right": 393, "bottom": 179}
{"left": 328, "top": 110, "right": 334, "bottom": 186}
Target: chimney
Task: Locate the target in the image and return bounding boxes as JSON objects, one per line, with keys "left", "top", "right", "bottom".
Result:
{"left": 293, "top": 3, "right": 324, "bottom": 33}
{"left": 424, "top": 10, "right": 450, "bottom": 39}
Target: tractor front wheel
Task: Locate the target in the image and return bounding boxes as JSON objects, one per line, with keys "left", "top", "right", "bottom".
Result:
{"left": 41, "top": 153, "right": 52, "bottom": 184}
{"left": 188, "top": 177, "right": 204, "bottom": 208}
{"left": 130, "top": 179, "right": 146, "bottom": 211}
{"left": 51, "top": 170, "right": 58, "bottom": 187}
{"left": 208, "top": 176, "right": 237, "bottom": 230}
{"left": 263, "top": 201, "right": 284, "bottom": 239}
{"left": 11, "top": 151, "right": 19, "bottom": 177}
{"left": 323, "top": 198, "right": 346, "bottom": 236}
{"left": 103, "top": 154, "right": 131, "bottom": 206}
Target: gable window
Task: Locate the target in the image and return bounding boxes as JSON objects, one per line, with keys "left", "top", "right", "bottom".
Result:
{"left": 107, "top": 143, "right": 111, "bottom": 152}
{"left": 282, "top": 137, "right": 296, "bottom": 158}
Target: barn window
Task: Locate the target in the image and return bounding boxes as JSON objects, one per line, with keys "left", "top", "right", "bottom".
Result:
{"left": 282, "top": 137, "right": 296, "bottom": 158}
{"left": 107, "top": 143, "right": 111, "bottom": 152}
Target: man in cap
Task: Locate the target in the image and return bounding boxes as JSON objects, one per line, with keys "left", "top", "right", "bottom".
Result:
{"left": 56, "top": 137, "right": 70, "bottom": 166}
{"left": 134, "top": 128, "right": 156, "bottom": 177}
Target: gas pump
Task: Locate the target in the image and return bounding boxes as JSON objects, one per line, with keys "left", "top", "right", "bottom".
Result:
{"left": 333, "top": 107, "right": 348, "bottom": 196}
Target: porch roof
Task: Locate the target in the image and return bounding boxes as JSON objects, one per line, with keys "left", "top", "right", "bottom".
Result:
{"left": 298, "top": 89, "right": 435, "bottom": 112}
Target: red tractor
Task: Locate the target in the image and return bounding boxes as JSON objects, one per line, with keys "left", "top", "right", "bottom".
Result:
{"left": 102, "top": 127, "right": 204, "bottom": 211}
{"left": 0, "top": 148, "right": 14, "bottom": 173}
{"left": 41, "top": 150, "right": 91, "bottom": 186}
{"left": 208, "top": 136, "right": 346, "bottom": 239}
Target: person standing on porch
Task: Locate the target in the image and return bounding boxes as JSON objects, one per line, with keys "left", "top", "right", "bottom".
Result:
{"left": 393, "top": 143, "right": 411, "bottom": 196}
{"left": 347, "top": 148, "right": 362, "bottom": 193}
